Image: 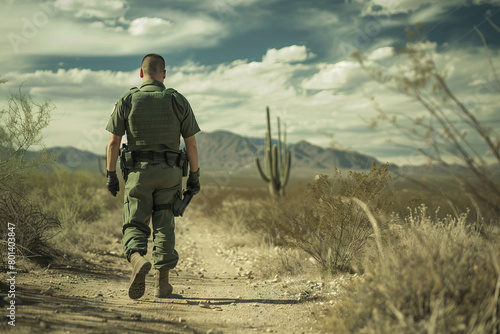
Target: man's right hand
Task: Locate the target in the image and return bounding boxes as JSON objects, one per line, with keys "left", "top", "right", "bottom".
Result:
{"left": 186, "top": 169, "right": 200, "bottom": 195}
{"left": 106, "top": 170, "right": 119, "bottom": 197}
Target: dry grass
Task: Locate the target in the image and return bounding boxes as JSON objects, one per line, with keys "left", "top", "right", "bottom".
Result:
{"left": 273, "top": 163, "right": 393, "bottom": 275}
{"left": 0, "top": 193, "right": 61, "bottom": 269}
{"left": 0, "top": 168, "right": 123, "bottom": 269}
{"left": 28, "top": 169, "right": 124, "bottom": 257}
{"left": 193, "top": 185, "right": 284, "bottom": 245}
{"left": 199, "top": 166, "right": 499, "bottom": 333}
{"left": 53, "top": 209, "right": 123, "bottom": 259}
{"left": 27, "top": 169, "right": 121, "bottom": 227}
{"left": 323, "top": 206, "right": 500, "bottom": 333}
{"left": 199, "top": 163, "right": 393, "bottom": 276}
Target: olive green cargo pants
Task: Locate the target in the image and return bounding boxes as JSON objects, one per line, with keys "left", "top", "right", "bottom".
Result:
{"left": 122, "top": 161, "right": 182, "bottom": 270}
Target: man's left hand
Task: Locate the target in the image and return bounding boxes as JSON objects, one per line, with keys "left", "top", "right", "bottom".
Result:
{"left": 106, "top": 170, "right": 119, "bottom": 196}
{"left": 186, "top": 169, "right": 200, "bottom": 195}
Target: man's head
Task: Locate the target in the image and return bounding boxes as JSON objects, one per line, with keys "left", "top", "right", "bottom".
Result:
{"left": 140, "top": 54, "right": 166, "bottom": 82}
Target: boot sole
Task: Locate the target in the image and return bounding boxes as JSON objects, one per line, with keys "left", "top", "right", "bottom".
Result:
{"left": 128, "top": 260, "right": 152, "bottom": 299}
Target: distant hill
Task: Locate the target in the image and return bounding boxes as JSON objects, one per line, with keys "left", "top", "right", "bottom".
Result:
{"left": 24, "top": 147, "right": 105, "bottom": 174}
{"left": 48, "top": 146, "right": 105, "bottom": 174}
{"left": 24, "top": 131, "right": 380, "bottom": 174}
{"left": 21, "top": 130, "right": 493, "bottom": 177}
{"left": 196, "top": 130, "right": 381, "bottom": 171}
{"left": 196, "top": 131, "right": 260, "bottom": 170}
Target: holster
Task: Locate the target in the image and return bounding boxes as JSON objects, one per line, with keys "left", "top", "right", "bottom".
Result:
{"left": 119, "top": 144, "right": 133, "bottom": 182}
{"left": 172, "top": 190, "right": 193, "bottom": 217}
{"left": 179, "top": 148, "right": 188, "bottom": 177}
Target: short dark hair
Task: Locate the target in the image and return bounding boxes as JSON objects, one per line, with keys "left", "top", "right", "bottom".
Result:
{"left": 141, "top": 54, "right": 165, "bottom": 76}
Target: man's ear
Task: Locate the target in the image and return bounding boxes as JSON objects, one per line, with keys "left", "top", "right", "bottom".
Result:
{"left": 162, "top": 70, "right": 166, "bottom": 79}
{"left": 140, "top": 68, "right": 144, "bottom": 78}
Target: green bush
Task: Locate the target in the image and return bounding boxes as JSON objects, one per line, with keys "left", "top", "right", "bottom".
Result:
{"left": 274, "top": 162, "right": 393, "bottom": 275}
{"left": 324, "top": 205, "right": 500, "bottom": 333}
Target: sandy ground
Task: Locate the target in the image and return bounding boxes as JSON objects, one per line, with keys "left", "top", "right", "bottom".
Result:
{"left": 0, "top": 212, "right": 333, "bottom": 334}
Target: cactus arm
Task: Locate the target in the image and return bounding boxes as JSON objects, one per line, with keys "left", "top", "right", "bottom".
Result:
{"left": 265, "top": 146, "right": 272, "bottom": 179}
{"left": 273, "top": 145, "right": 281, "bottom": 196}
{"left": 255, "top": 157, "right": 270, "bottom": 183}
{"left": 281, "top": 151, "right": 291, "bottom": 188}
{"left": 270, "top": 145, "right": 280, "bottom": 185}
{"left": 277, "top": 117, "right": 282, "bottom": 170}
{"left": 265, "top": 106, "right": 272, "bottom": 148}
{"left": 283, "top": 123, "right": 287, "bottom": 157}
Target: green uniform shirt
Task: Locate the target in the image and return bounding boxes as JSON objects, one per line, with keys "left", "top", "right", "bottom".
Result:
{"left": 106, "top": 80, "right": 200, "bottom": 152}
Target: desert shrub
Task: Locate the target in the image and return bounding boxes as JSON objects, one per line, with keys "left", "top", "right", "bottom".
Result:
{"left": 354, "top": 27, "right": 500, "bottom": 222}
{"left": 194, "top": 183, "right": 309, "bottom": 249}
{"left": 53, "top": 209, "right": 123, "bottom": 257}
{"left": 0, "top": 78, "right": 60, "bottom": 268}
{"left": 195, "top": 186, "right": 275, "bottom": 241}
{"left": 0, "top": 193, "right": 60, "bottom": 268}
{"left": 27, "top": 169, "right": 119, "bottom": 227}
{"left": 0, "top": 83, "right": 54, "bottom": 190}
{"left": 324, "top": 205, "right": 500, "bottom": 334}
{"left": 274, "top": 162, "right": 393, "bottom": 275}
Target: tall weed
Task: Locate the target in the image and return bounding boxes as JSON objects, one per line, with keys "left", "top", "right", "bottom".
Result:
{"left": 28, "top": 169, "right": 120, "bottom": 228}
{"left": 274, "top": 162, "right": 393, "bottom": 275}
{"left": 324, "top": 206, "right": 500, "bottom": 333}
{"left": 0, "top": 194, "right": 60, "bottom": 268}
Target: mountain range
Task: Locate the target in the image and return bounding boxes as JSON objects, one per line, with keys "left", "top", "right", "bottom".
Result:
{"left": 195, "top": 131, "right": 380, "bottom": 171}
{"left": 32, "top": 130, "right": 380, "bottom": 174}
{"left": 27, "top": 130, "right": 493, "bottom": 177}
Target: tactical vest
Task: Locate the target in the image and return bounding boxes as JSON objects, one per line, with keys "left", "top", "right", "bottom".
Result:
{"left": 125, "top": 87, "right": 181, "bottom": 152}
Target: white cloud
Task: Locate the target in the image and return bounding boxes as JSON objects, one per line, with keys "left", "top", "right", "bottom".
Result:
{"left": 367, "top": 46, "right": 394, "bottom": 60}
{"left": 473, "top": 0, "right": 500, "bottom": 4}
{"left": 407, "top": 4, "right": 451, "bottom": 23}
{"left": 262, "top": 45, "right": 315, "bottom": 64}
{"left": 1, "top": 68, "right": 137, "bottom": 101}
{"left": 361, "top": 0, "right": 500, "bottom": 18}
{"left": 129, "top": 17, "right": 172, "bottom": 36}
{"left": 0, "top": 11, "right": 226, "bottom": 58}
{"left": 1, "top": 44, "right": 498, "bottom": 165}
{"left": 365, "top": 0, "right": 429, "bottom": 14}
{"left": 302, "top": 61, "right": 367, "bottom": 91}
{"left": 302, "top": 46, "right": 399, "bottom": 91}
{"left": 55, "top": 0, "right": 129, "bottom": 19}
{"left": 0, "top": 68, "right": 137, "bottom": 155}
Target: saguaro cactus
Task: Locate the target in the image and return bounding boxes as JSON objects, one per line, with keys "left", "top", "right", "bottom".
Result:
{"left": 255, "top": 106, "right": 292, "bottom": 197}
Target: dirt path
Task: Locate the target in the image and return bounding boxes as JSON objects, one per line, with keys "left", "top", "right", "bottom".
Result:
{"left": 1, "top": 212, "right": 325, "bottom": 334}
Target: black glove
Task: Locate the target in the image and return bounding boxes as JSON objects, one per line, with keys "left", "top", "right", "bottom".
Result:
{"left": 106, "top": 170, "right": 119, "bottom": 197}
{"left": 186, "top": 168, "right": 200, "bottom": 195}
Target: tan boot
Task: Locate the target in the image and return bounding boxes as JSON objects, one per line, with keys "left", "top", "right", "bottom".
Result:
{"left": 154, "top": 269, "right": 173, "bottom": 298}
{"left": 128, "top": 252, "right": 152, "bottom": 299}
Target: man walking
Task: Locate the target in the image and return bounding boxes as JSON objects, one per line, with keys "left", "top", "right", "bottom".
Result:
{"left": 105, "top": 54, "right": 200, "bottom": 299}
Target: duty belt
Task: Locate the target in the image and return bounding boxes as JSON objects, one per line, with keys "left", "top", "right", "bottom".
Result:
{"left": 133, "top": 151, "right": 183, "bottom": 167}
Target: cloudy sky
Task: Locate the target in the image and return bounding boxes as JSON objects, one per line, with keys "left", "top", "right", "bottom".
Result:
{"left": 0, "top": 0, "right": 499, "bottom": 165}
